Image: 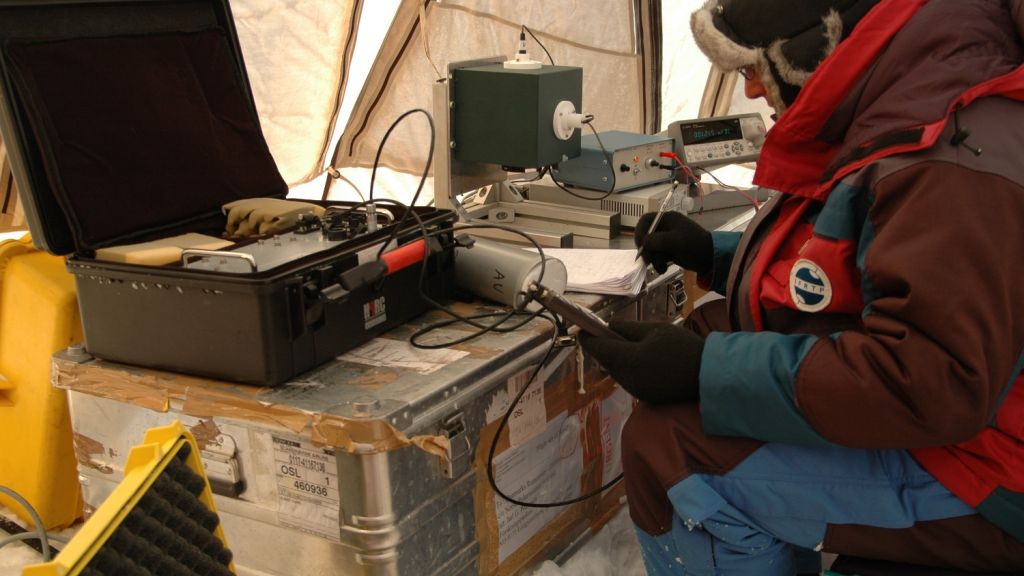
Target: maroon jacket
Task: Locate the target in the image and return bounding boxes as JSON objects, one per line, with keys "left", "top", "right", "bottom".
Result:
{"left": 697, "top": 0, "right": 1024, "bottom": 540}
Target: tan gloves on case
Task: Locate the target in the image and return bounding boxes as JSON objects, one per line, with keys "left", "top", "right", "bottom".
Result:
{"left": 222, "top": 198, "right": 325, "bottom": 237}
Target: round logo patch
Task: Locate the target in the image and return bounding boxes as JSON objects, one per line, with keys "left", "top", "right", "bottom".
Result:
{"left": 789, "top": 259, "right": 832, "bottom": 313}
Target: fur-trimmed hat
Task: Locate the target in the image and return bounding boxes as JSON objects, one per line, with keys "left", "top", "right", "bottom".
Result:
{"left": 691, "top": 0, "right": 880, "bottom": 113}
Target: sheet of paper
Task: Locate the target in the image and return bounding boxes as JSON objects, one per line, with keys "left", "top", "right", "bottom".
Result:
{"left": 534, "top": 248, "right": 645, "bottom": 296}
{"left": 494, "top": 411, "right": 583, "bottom": 563}
{"left": 339, "top": 338, "right": 468, "bottom": 374}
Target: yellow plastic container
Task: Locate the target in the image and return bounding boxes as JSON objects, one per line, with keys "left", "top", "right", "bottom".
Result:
{"left": 22, "top": 421, "right": 236, "bottom": 576}
{"left": 0, "top": 234, "right": 83, "bottom": 529}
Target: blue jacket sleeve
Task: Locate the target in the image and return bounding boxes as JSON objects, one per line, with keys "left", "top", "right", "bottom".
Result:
{"left": 701, "top": 231, "right": 741, "bottom": 294}
{"left": 699, "top": 331, "right": 835, "bottom": 446}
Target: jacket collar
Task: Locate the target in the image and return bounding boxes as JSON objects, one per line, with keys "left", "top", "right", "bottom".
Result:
{"left": 753, "top": 0, "right": 1024, "bottom": 200}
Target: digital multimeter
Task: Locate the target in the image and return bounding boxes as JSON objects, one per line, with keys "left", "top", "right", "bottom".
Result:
{"left": 668, "top": 113, "right": 767, "bottom": 169}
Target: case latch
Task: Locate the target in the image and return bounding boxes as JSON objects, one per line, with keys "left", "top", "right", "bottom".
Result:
{"left": 439, "top": 412, "right": 471, "bottom": 480}
{"left": 199, "top": 433, "right": 245, "bottom": 498}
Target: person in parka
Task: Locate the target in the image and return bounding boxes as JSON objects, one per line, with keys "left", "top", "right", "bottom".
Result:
{"left": 580, "top": 0, "right": 1024, "bottom": 573}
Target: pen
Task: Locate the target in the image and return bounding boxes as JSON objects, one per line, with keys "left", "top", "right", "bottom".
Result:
{"left": 635, "top": 182, "right": 677, "bottom": 262}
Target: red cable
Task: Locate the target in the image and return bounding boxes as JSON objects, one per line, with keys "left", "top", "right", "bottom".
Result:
{"left": 660, "top": 151, "right": 703, "bottom": 212}
{"left": 659, "top": 151, "right": 761, "bottom": 211}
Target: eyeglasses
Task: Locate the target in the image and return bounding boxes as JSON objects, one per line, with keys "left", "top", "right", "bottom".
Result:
{"left": 737, "top": 66, "right": 755, "bottom": 81}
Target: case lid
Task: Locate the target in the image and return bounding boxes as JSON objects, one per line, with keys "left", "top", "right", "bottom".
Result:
{"left": 0, "top": 0, "right": 287, "bottom": 255}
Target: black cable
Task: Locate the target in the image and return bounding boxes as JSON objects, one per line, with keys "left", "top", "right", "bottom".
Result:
{"left": 508, "top": 166, "right": 550, "bottom": 185}
{"left": 548, "top": 122, "right": 618, "bottom": 201}
{"left": 521, "top": 25, "right": 555, "bottom": 65}
{"left": 329, "top": 109, "right": 551, "bottom": 339}
{"left": 485, "top": 331, "right": 624, "bottom": 508}
{"left": 404, "top": 219, "right": 626, "bottom": 507}
{"left": 351, "top": 109, "right": 622, "bottom": 507}
{"left": 323, "top": 198, "right": 406, "bottom": 228}
{"left": 409, "top": 223, "right": 550, "bottom": 339}
{"left": 410, "top": 310, "right": 556, "bottom": 349}
{"left": 368, "top": 108, "right": 435, "bottom": 261}
{"left": 329, "top": 194, "right": 553, "bottom": 343}
{"left": 344, "top": 204, "right": 623, "bottom": 507}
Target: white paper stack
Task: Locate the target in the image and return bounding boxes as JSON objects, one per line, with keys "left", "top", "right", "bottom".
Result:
{"left": 538, "top": 248, "right": 645, "bottom": 296}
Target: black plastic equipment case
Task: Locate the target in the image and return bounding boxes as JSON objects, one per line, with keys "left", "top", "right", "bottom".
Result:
{"left": 0, "top": 0, "right": 454, "bottom": 386}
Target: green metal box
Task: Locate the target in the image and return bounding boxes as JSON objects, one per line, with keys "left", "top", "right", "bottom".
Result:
{"left": 452, "top": 64, "right": 582, "bottom": 169}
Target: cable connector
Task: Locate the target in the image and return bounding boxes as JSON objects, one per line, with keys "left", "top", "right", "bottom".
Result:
{"left": 503, "top": 29, "right": 541, "bottom": 69}
{"left": 365, "top": 202, "right": 378, "bottom": 233}
{"left": 661, "top": 151, "right": 697, "bottom": 185}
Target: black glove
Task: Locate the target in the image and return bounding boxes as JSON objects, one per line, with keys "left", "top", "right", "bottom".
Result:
{"left": 579, "top": 319, "right": 704, "bottom": 404}
{"left": 635, "top": 211, "right": 713, "bottom": 275}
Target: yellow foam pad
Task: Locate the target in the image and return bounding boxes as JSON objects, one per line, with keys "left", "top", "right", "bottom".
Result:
{"left": 94, "top": 233, "right": 233, "bottom": 266}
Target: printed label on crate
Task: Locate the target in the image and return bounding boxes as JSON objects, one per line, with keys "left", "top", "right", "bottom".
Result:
{"left": 493, "top": 411, "right": 582, "bottom": 563}
{"left": 505, "top": 366, "right": 547, "bottom": 448}
{"left": 485, "top": 348, "right": 572, "bottom": 435}
{"left": 272, "top": 435, "right": 341, "bottom": 542}
{"left": 340, "top": 338, "right": 469, "bottom": 374}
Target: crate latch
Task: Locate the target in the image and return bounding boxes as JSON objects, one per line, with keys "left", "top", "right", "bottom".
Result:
{"left": 439, "top": 412, "right": 471, "bottom": 480}
{"left": 199, "top": 433, "right": 245, "bottom": 498}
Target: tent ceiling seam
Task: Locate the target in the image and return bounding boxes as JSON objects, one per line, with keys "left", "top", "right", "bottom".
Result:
{"left": 320, "top": 0, "right": 365, "bottom": 196}
{"left": 340, "top": 0, "right": 427, "bottom": 163}
{"left": 434, "top": 3, "right": 634, "bottom": 58}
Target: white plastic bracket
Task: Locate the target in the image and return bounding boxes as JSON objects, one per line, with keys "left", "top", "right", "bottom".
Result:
{"left": 553, "top": 100, "right": 584, "bottom": 141}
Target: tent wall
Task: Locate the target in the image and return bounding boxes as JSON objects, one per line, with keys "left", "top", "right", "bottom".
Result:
{"left": 660, "top": 0, "right": 715, "bottom": 130}
{"left": 234, "top": 0, "right": 357, "bottom": 185}
{"left": 326, "top": 0, "right": 663, "bottom": 201}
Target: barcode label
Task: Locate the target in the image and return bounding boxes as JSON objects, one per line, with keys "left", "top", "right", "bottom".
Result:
{"left": 272, "top": 434, "right": 341, "bottom": 542}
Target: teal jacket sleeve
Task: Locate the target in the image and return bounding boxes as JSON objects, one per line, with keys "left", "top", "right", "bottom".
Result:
{"left": 701, "top": 231, "right": 741, "bottom": 295}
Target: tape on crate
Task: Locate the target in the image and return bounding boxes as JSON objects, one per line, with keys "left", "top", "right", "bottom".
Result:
{"left": 455, "top": 237, "right": 567, "bottom": 310}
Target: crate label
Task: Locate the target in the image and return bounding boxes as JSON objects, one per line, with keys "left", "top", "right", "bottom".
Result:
{"left": 493, "top": 411, "right": 582, "bottom": 563}
{"left": 339, "top": 337, "right": 469, "bottom": 374}
{"left": 272, "top": 435, "right": 341, "bottom": 542}
{"left": 486, "top": 348, "right": 571, "bottom": 432}
{"left": 506, "top": 366, "right": 547, "bottom": 448}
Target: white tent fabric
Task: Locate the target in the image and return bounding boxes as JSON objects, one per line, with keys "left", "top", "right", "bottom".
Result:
{"left": 328, "top": 0, "right": 652, "bottom": 200}
{"left": 229, "top": 0, "right": 756, "bottom": 205}
{"left": 1, "top": 1, "right": 755, "bottom": 217}
{"left": 233, "top": 0, "right": 356, "bottom": 185}
{"left": 661, "top": 0, "right": 714, "bottom": 128}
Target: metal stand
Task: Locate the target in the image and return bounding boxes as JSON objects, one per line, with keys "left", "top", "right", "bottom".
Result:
{"left": 432, "top": 58, "right": 619, "bottom": 247}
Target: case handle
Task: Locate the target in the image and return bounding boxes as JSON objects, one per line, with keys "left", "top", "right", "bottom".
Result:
{"left": 181, "top": 249, "right": 257, "bottom": 273}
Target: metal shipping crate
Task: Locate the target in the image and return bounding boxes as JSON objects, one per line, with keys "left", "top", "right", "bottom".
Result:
{"left": 61, "top": 271, "right": 687, "bottom": 576}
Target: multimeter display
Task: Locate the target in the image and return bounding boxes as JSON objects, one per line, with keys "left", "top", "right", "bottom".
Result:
{"left": 678, "top": 119, "right": 742, "bottom": 145}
